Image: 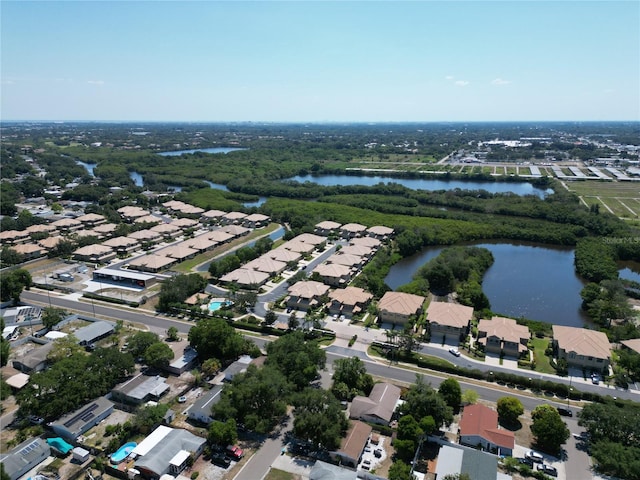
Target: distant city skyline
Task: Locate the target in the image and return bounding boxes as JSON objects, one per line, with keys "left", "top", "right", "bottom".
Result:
{"left": 1, "top": 1, "right": 638, "bottom": 122}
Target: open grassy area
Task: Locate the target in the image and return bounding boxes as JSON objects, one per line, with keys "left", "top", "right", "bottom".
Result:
{"left": 264, "top": 468, "right": 296, "bottom": 480}
{"left": 564, "top": 180, "right": 640, "bottom": 219}
{"left": 530, "top": 337, "right": 556, "bottom": 374}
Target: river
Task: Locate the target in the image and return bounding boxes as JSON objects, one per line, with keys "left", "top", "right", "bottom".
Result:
{"left": 157, "top": 147, "right": 247, "bottom": 156}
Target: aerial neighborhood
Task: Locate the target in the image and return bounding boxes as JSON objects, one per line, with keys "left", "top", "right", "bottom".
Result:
{"left": 1, "top": 123, "right": 640, "bottom": 480}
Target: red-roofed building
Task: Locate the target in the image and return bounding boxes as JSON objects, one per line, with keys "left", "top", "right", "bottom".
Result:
{"left": 459, "top": 404, "right": 514, "bottom": 456}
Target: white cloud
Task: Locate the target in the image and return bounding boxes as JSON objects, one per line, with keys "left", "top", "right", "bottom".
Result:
{"left": 1, "top": 79, "right": 15, "bottom": 85}
{"left": 454, "top": 80, "right": 469, "bottom": 87}
{"left": 88, "top": 80, "right": 105, "bottom": 85}
{"left": 445, "top": 75, "right": 454, "bottom": 80}
{"left": 491, "top": 78, "right": 511, "bottom": 85}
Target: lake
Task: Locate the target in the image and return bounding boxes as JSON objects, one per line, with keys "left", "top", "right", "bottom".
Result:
{"left": 204, "top": 180, "right": 267, "bottom": 208}
{"left": 385, "top": 242, "right": 591, "bottom": 327}
{"left": 289, "top": 174, "right": 553, "bottom": 197}
{"left": 157, "top": 147, "right": 247, "bottom": 156}
{"left": 76, "top": 161, "right": 96, "bottom": 177}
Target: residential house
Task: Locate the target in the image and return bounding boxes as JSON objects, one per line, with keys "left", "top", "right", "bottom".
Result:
{"left": 0, "top": 437, "right": 51, "bottom": 480}
{"left": 50, "top": 397, "right": 114, "bottom": 441}
{"left": 339, "top": 244, "right": 374, "bottom": 260}
{"left": 309, "top": 461, "right": 362, "bottom": 480}
{"left": 72, "top": 244, "right": 117, "bottom": 264}
{"left": 366, "top": 225, "right": 394, "bottom": 241}
{"left": 340, "top": 223, "right": 367, "bottom": 239}
{"left": 328, "top": 286, "right": 373, "bottom": 319}
{"left": 12, "top": 342, "right": 53, "bottom": 373}
{"left": 621, "top": 338, "right": 640, "bottom": 355}
{"left": 294, "top": 233, "right": 327, "bottom": 246}
{"left": 221, "top": 211, "right": 247, "bottom": 225}
{"left": 244, "top": 257, "right": 287, "bottom": 277}
{"left": 283, "top": 240, "right": 316, "bottom": 255}
{"left": 74, "top": 319, "right": 115, "bottom": 347}
{"left": 459, "top": 403, "right": 514, "bottom": 456}
{"left": 76, "top": 213, "right": 107, "bottom": 227}
{"left": 287, "top": 280, "right": 330, "bottom": 311}
{"left": 220, "top": 224, "right": 251, "bottom": 237}
{"left": 51, "top": 217, "right": 83, "bottom": 233}
{"left": 127, "top": 229, "right": 162, "bottom": 245}
{"left": 170, "top": 218, "right": 200, "bottom": 230}
{"left": 150, "top": 222, "right": 182, "bottom": 240}
{"left": 91, "top": 223, "right": 118, "bottom": 236}
{"left": 377, "top": 291, "right": 426, "bottom": 326}
{"left": 134, "top": 214, "right": 162, "bottom": 225}
{"left": 132, "top": 426, "right": 206, "bottom": 479}
{"left": 112, "top": 374, "right": 170, "bottom": 405}
{"left": 330, "top": 420, "right": 372, "bottom": 468}
{"left": 314, "top": 220, "right": 342, "bottom": 237}
{"left": 117, "top": 206, "right": 150, "bottom": 222}
{"left": 183, "top": 235, "right": 217, "bottom": 253}
{"left": 10, "top": 243, "right": 44, "bottom": 260}
{"left": 187, "top": 385, "right": 223, "bottom": 425}
{"left": 219, "top": 268, "right": 269, "bottom": 288}
{"left": 0, "top": 229, "right": 30, "bottom": 245}
{"left": 160, "top": 243, "right": 199, "bottom": 261}
{"left": 201, "top": 209, "right": 227, "bottom": 225}
{"left": 243, "top": 213, "right": 270, "bottom": 228}
{"left": 349, "top": 236, "right": 381, "bottom": 249}
{"left": 38, "top": 235, "right": 64, "bottom": 251}
{"left": 477, "top": 316, "right": 530, "bottom": 358}
{"left": 25, "top": 224, "right": 57, "bottom": 237}
{"left": 434, "top": 444, "right": 501, "bottom": 480}
{"left": 349, "top": 382, "right": 401, "bottom": 425}
{"left": 267, "top": 247, "right": 302, "bottom": 264}
{"left": 326, "top": 252, "right": 365, "bottom": 269}
{"left": 166, "top": 346, "right": 198, "bottom": 375}
{"left": 313, "top": 262, "right": 352, "bottom": 287}
{"left": 102, "top": 236, "right": 140, "bottom": 255}
{"left": 426, "top": 301, "right": 473, "bottom": 344}
{"left": 223, "top": 355, "right": 254, "bottom": 382}
{"left": 206, "top": 230, "right": 234, "bottom": 244}
{"left": 552, "top": 325, "right": 612, "bottom": 372}
{"left": 128, "top": 254, "right": 177, "bottom": 273}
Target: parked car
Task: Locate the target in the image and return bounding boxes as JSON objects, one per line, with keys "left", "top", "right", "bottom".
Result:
{"left": 526, "top": 450, "right": 544, "bottom": 463}
{"left": 591, "top": 373, "right": 601, "bottom": 384}
{"left": 374, "top": 448, "right": 383, "bottom": 458}
{"left": 517, "top": 457, "right": 534, "bottom": 467}
{"left": 449, "top": 347, "right": 461, "bottom": 357}
{"left": 557, "top": 407, "right": 573, "bottom": 417}
{"left": 177, "top": 396, "right": 187, "bottom": 403}
{"left": 537, "top": 464, "right": 558, "bottom": 477}
{"left": 211, "top": 454, "right": 231, "bottom": 468}
{"left": 226, "top": 444, "right": 244, "bottom": 460}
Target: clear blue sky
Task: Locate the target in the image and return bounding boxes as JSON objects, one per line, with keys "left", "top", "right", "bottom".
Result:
{"left": 2, "top": 1, "right": 638, "bottom": 122}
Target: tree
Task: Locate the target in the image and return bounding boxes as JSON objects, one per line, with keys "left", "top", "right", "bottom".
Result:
{"left": 144, "top": 342, "right": 174, "bottom": 370}
{"left": 208, "top": 419, "right": 238, "bottom": 446}
{"left": 134, "top": 403, "right": 169, "bottom": 434}
{"left": 166, "top": 326, "right": 180, "bottom": 341}
{"left": 331, "top": 357, "right": 374, "bottom": 400}
{"left": 438, "top": 378, "right": 462, "bottom": 413}
{"left": 388, "top": 460, "right": 415, "bottom": 480}
{"left": 397, "top": 375, "right": 453, "bottom": 428}
{"left": 41, "top": 307, "right": 67, "bottom": 329}
{"left": 530, "top": 404, "right": 570, "bottom": 454}
{"left": 188, "top": 317, "right": 252, "bottom": 362}
{"left": 288, "top": 311, "right": 299, "bottom": 330}
{"left": 394, "top": 414, "right": 423, "bottom": 462}
{"left": 127, "top": 331, "right": 160, "bottom": 358}
{"left": 497, "top": 397, "right": 524, "bottom": 426}
{"left": 292, "top": 388, "right": 349, "bottom": 450}
{"left": 264, "top": 310, "right": 278, "bottom": 326}
{"left": 157, "top": 273, "right": 206, "bottom": 312}
{"left": 0, "top": 268, "right": 32, "bottom": 304}
{"left": 0, "top": 318, "right": 10, "bottom": 367}
{"left": 47, "top": 334, "right": 83, "bottom": 363}
{"left": 213, "top": 365, "right": 290, "bottom": 434}
{"left": 461, "top": 389, "right": 479, "bottom": 405}
{"left": 266, "top": 331, "right": 326, "bottom": 391}
{"left": 201, "top": 358, "right": 222, "bottom": 378}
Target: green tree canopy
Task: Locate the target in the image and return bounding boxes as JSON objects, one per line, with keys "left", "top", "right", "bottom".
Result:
{"left": 143, "top": 342, "right": 174, "bottom": 370}
{"left": 0, "top": 268, "right": 32, "bottom": 304}
{"left": 397, "top": 375, "right": 453, "bottom": 428}
{"left": 188, "top": 317, "right": 252, "bottom": 362}
{"left": 530, "top": 404, "right": 570, "bottom": 454}
{"left": 291, "top": 388, "right": 349, "bottom": 451}
{"left": 207, "top": 419, "right": 238, "bottom": 446}
{"left": 157, "top": 273, "right": 207, "bottom": 312}
{"left": 331, "top": 356, "right": 374, "bottom": 400}
{"left": 265, "top": 331, "right": 326, "bottom": 390}
{"left": 127, "top": 331, "right": 160, "bottom": 358}
{"left": 497, "top": 397, "right": 524, "bottom": 426}
{"left": 438, "top": 378, "right": 462, "bottom": 413}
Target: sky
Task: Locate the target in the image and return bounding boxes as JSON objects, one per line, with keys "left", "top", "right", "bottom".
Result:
{"left": 1, "top": 1, "right": 639, "bottom": 122}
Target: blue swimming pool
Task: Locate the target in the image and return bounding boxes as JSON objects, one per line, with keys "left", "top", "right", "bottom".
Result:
{"left": 110, "top": 442, "right": 136, "bottom": 464}
{"left": 208, "top": 300, "right": 230, "bottom": 312}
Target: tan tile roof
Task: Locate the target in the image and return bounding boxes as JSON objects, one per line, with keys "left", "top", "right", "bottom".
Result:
{"left": 76, "top": 213, "right": 105, "bottom": 223}
{"left": 11, "top": 243, "right": 43, "bottom": 255}
{"left": 426, "top": 301, "right": 473, "bottom": 329}
{"left": 341, "top": 223, "right": 367, "bottom": 233}
{"left": 313, "top": 263, "right": 351, "bottom": 278}
{"left": 267, "top": 248, "right": 301, "bottom": 263}
{"left": 339, "top": 244, "right": 374, "bottom": 257}
{"left": 25, "top": 224, "right": 56, "bottom": 234}
{"left": 367, "top": 225, "right": 394, "bottom": 236}
{"left": 92, "top": 223, "right": 118, "bottom": 234}
{"left": 245, "top": 257, "right": 286, "bottom": 274}
{"left": 349, "top": 237, "right": 381, "bottom": 248}
{"left": 223, "top": 211, "right": 247, "bottom": 220}
{"left": 219, "top": 268, "right": 269, "bottom": 286}
{"left": 170, "top": 218, "right": 199, "bottom": 229}
{"left": 206, "top": 230, "right": 234, "bottom": 243}
{"left": 102, "top": 236, "right": 139, "bottom": 248}
{"left": 51, "top": 218, "right": 82, "bottom": 228}
{"left": 183, "top": 236, "right": 217, "bottom": 251}
{"left": 478, "top": 316, "right": 529, "bottom": 344}
{"left": 350, "top": 383, "right": 400, "bottom": 424}
{"left": 328, "top": 286, "right": 373, "bottom": 306}
{"left": 621, "top": 338, "right": 640, "bottom": 354}
{"left": 283, "top": 240, "right": 315, "bottom": 254}
{"left": 378, "top": 292, "right": 425, "bottom": 316}
{"left": 150, "top": 223, "right": 181, "bottom": 234}
{"left": 134, "top": 215, "right": 161, "bottom": 224}
{"left": 288, "top": 280, "right": 330, "bottom": 299}
{"left": 244, "top": 213, "right": 269, "bottom": 222}
{"left": 294, "top": 233, "right": 326, "bottom": 245}
{"left": 128, "top": 254, "right": 175, "bottom": 270}
{"left": 38, "top": 236, "right": 64, "bottom": 249}
{"left": 327, "top": 253, "right": 362, "bottom": 267}
{"left": 73, "top": 244, "right": 113, "bottom": 256}
{"left": 160, "top": 244, "right": 199, "bottom": 260}
{"left": 202, "top": 209, "right": 227, "bottom": 219}
{"left": 127, "top": 229, "right": 161, "bottom": 241}
{"left": 221, "top": 225, "right": 250, "bottom": 236}
{"left": 315, "top": 220, "right": 342, "bottom": 230}
{"left": 553, "top": 325, "right": 611, "bottom": 360}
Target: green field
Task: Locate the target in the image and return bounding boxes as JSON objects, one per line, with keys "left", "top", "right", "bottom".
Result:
{"left": 531, "top": 337, "right": 556, "bottom": 375}
{"left": 565, "top": 181, "right": 640, "bottom": 219}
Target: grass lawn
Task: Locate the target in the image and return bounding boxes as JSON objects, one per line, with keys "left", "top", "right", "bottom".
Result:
{"left": 530, "top": 337, "right": 556, "bottom": 374}
{"left": 264, "top": 468, "right": 296, "bottom": 480}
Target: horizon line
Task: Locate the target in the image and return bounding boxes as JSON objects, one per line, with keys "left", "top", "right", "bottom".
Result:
{"left": 2, "top": 119, "right": 639, "bottom": 124}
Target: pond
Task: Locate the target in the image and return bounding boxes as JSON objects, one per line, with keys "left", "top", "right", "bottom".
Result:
{"left": 289, "top": 174, "right": 553, "bottom": 197}
{"left": 385, "top": 242, "right": 591, "bottom": 327}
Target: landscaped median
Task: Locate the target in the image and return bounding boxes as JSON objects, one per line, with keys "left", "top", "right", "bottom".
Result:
{"left": 367, "top": 343, "right": 617, "bottom": 405}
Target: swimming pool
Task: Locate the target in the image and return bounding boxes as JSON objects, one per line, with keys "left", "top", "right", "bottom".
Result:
{"left": 110, "top": 442, "right": 136, "bottom": 464}
{"left": 208, "top": 300, "right": 230, "bottom": 312}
